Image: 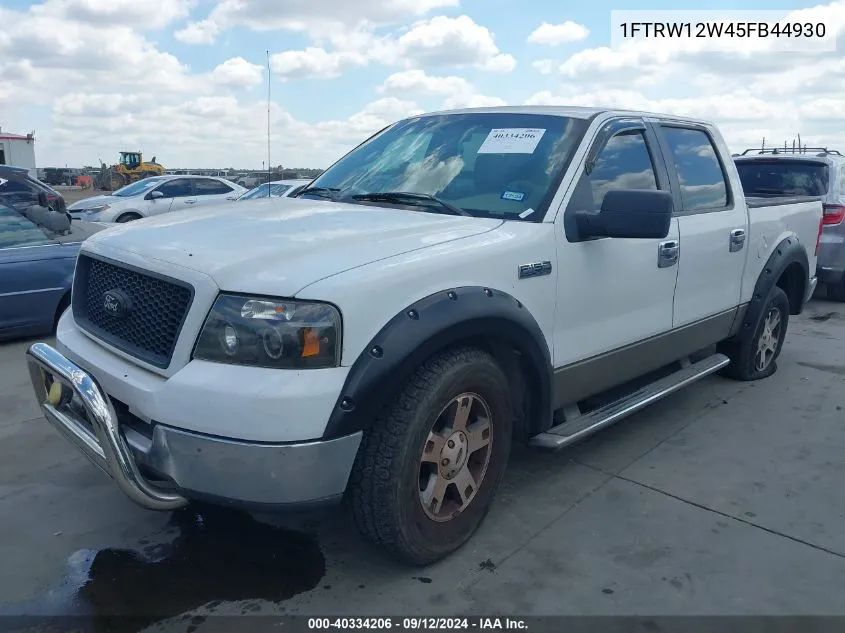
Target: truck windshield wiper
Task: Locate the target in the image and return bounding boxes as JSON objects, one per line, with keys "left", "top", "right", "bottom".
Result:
{"left": 349, "top": 191, "right": 473, "bottom": 217}
{"left": 296, "top": 186, "right": 341, "bottom": 201}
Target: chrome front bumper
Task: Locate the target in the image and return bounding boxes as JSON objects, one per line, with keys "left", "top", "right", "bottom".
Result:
{"left": 27, "top": 342, "right": 187, "bottom": 510}
{"left": 26, "top": 342, "right": 362, "bottom": 511}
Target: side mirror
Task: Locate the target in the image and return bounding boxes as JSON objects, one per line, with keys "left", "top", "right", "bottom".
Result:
{"left": 37, "top": 191, "right": 48, "bottom": 207}
{"left": 147, "top": 190, "right": 164, "bottom": 200}
{"left": 575, "top": 189, "right": 674, "bottom": 240}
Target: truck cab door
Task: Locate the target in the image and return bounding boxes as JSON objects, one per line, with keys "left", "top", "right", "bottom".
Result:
{"left": 650, "top": 122, "right": 746, "bottom": 331}
{"left": 553, "top": 118, "right": 680, "bottom": 398}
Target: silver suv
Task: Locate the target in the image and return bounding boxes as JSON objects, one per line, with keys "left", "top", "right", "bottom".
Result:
{"left": 735, "top": 148, "right": 845, "bottom": 300}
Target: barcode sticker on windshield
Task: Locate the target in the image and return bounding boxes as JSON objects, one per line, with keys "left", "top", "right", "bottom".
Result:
{"left": 478, "top": 128, "right": 546, "bottom": 154}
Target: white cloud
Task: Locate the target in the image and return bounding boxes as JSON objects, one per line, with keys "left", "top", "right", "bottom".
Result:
{"left": 380, "top": 69, "right": 474, "bottom": 95}
{"left": 527, "top": 21, "right": 590, "bottom": 45}
{"left": 35, "top": 0, "right": 196, "bottom": 28}
{"left": 379, "top": 69, "right": 505, "bottom": 110}
{"left": 268, "top": 15, "right": 516, "bottom": 80}
{"left": 270, "top": 48, "right": 368, "bottom": 80}
{"left": 212, "top": 57, "right": 264, "bottom": 88}
{"left": 385, "top": 15, "right": 516, "bottom": 72}
{"left": 174, "top": 19, "right": 219, "bottom": 44}
{"left": 0, "top": 4, "right": 202, "bottom": 98}
{"left": 177, "top": 0, "right": 459, "bottom": 45}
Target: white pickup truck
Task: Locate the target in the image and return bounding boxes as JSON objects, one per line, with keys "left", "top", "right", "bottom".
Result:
{"left": 27, "top": 106, "right": 823, "bottom": 565}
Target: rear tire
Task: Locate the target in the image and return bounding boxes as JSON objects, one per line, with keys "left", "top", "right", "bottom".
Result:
{"left": 348, "top": 347, "right": 513, "bottom": 566}
{"left": 719, "top": 286, "right": 789, "bottom": 381}
{"left": 116, "top": 212, "right": 142, "bottom": 223}
{"left": 827, "top": 279, "right": 845, "bottom": 302}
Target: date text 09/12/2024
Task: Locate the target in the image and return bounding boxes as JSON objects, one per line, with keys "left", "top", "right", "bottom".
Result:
{"left": 307, "top": 617, "right": 529, "bottom": 630}
{"left": 618, "top": 21, "right": 826, "bottom": 38}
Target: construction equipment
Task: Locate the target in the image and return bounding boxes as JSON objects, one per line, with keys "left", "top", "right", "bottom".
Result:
{"left": 95, "top": 151, "right": 165, "bottom": 191}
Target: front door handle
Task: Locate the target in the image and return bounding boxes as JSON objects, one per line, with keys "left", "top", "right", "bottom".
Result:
{"left": 729, "top": 228, "right": 746, "bottom": 252}
{"left": 183, "top": 199, "right": 197, "bottom": 204}
{"left": 658, "top": 240, "right": 679, "bottom": 268}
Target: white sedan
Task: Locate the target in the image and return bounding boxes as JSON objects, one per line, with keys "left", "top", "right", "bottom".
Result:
{"left": 67, "top": 175, "right": 247, "bottom": 223}
{"left": 236, "top": 179, "right": 313, "bottom": 200}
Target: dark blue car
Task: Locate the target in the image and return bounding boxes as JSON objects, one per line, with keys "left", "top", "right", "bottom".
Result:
{"left": 0, "top": 200, "right": 106, "bottom": 340}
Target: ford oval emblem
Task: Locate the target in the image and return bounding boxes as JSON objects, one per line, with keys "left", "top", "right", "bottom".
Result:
{"left": 102, "top": 289, "right": 132, "bottom": 318}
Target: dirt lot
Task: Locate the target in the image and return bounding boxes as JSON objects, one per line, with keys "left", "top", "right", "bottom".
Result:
{"left": 55, "top": 186, "right": 103, "bottom": 206}
{"left": 1, "top": 297, "right": 844, "bottom": 630}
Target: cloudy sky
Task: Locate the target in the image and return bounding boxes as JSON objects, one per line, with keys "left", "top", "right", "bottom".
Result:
{"left": 1, "top": 0, "right": 843, "bottom": 170}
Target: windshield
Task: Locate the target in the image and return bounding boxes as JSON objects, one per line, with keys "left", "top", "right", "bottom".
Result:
{"left": 0, "top": 203, "right": 60, "bottom": 247}
{"left": 112, "top": 177, "right": 167, "bottom": 197}
{"left": 736, "top": 160, "right": 830, "bottom": 197}
{"left": 305, "top": 112, "right": 590, "bottom": 220}
{"left": 238, "top": 183, "right": 292, "bottom": 200}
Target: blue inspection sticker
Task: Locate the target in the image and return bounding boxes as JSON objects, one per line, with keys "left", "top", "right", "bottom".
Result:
{"left": 501, "top": 190, "right": 526, "bottom": 202}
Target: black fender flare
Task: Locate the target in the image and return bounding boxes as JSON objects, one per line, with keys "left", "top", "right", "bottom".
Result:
{"left": 321, "top": 286, "right": 553, "bottom": 440}
{"left": 732, "top": 235, "right": 808, "bottom": 338}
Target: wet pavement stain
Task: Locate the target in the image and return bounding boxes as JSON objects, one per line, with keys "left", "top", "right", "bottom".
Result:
{"left": 797, "top": 361, "right": 845, "bottom": 376}
{"left": 0, "top": 505, "right": 325, "bottom": 633}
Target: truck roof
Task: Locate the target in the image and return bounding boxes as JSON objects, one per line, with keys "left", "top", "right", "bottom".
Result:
{"left": 416, "top": 105, "right": 715, "bottom": 127}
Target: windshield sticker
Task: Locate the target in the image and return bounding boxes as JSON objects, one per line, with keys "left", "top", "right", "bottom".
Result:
{"left": 501, "top": 190, "right": 526, "bottom": 202}
{"left": 518, "top": 208, "right": 535, "bottom": 219}
{"left": 478, "top": 128, "right": 546, "bottom": 154}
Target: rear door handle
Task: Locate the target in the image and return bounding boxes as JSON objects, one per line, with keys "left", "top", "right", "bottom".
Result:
{"left": 658, "top": 240, "right": 679, "bottom": 268}
{"left": 730, "top": 228, "right": 745, "bottom": 252}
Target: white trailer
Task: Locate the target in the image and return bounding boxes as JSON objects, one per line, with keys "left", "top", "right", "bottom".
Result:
{"left": 0, "top": 131, "right": 37, "bottom": 178}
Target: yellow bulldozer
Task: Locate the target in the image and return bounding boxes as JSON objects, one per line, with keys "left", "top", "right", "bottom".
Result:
{"left": 95, "top": 151, "right": 165, "bottom": 191}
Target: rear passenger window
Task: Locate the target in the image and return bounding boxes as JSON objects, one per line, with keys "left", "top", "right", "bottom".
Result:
{"left": 662, "top": 127, "right": 728, "bottom": 211}
{"left": 194, "top": 179, "right": 233, "bottom": 195}
{"left": 586, "top": 131, "right": 658, "bottom": 211}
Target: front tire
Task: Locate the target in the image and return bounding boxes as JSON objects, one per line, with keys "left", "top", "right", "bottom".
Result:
{"left": 719, "top": 286, "right": 790, "bottom": 381}
{"left": 116, "top": 212, "right": 142, "bottom": 223}
{"left": 348, "top": 347, "right": 513, "bottom": 565}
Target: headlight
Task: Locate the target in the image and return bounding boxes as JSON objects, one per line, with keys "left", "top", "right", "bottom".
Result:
{"left": 193, "top": 294, "right": 342, "bottom": 369}
{"left": 85, "top": 204, "right": 110, "bottom": 214}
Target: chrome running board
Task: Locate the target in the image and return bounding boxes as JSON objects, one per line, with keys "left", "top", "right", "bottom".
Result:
{"left": 530, "top": 353, "right": 730, "bottom": 450}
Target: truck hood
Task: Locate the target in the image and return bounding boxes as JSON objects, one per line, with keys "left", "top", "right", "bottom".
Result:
{"left": 84, "top": 197, "right": 503, "bottom": 296}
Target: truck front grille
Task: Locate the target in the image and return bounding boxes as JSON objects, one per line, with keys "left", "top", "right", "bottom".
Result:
{"left": 72, "top": 253, "right": 194, "bottom": 368}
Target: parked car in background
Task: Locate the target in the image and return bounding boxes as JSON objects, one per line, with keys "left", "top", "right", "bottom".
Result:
{"left": 26, "top": 105, "right": 822, "bottom": 565}
{"left": 0, "top": 199, "right": 106, "bottom": 340}
{"left": 734, "top": 148, "right": 845, "bottom": 300}
{"left": 0, "top": 165, "right": 67, "bottom": 213}
{"left": 235, "top": 173, "right": 262, "bottom": 188}
{"left": 66, "top": 174, "right": 247, "bottom": 223}
{"left": 237, "top": 179, "right": 312, "bottom": 200}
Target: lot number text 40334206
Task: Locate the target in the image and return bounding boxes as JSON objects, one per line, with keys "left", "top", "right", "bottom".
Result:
{"left": 307, "top": 617, "right": 529, "bottom": 631}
